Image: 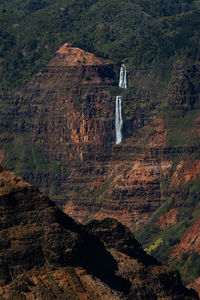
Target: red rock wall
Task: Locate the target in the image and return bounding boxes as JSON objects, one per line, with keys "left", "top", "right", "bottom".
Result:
{"left": 1, "top": 45, "right": 200, "bottom": 233}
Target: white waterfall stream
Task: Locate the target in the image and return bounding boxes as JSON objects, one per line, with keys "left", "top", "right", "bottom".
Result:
{"left": 115, "top": 96, "right": 123, "bottom": 145}
{"left": 119, "top": 64, "right": 127, "bottom": 89}
{"left": 115, "top": 64, "right": 127, "bottom": 144}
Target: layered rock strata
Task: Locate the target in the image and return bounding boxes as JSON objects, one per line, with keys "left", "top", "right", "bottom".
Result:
{"left": 0, "top": 45, "right": 174, "bottom": 231}
{"left": 0, "top": 166, "right": 198, "bottom": 299}
{"left": 1, "top": 45, "right": 200, "bottom": 235}
{"left": 171, "top": 217, "right": 200, "bottom": 258}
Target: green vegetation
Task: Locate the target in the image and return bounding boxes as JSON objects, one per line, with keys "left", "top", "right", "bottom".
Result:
{"left": 5, "top": 136, "right": 64, "bottom": 194}
{"left": 88, "top": 174, "right": 115, "bottom": 201}
{"left": 145, "top": 238, "right": 163, "bottom": 255}
{"left": 136, "top": 175, "right": 200, "bottom": 284}
{"left": 6, "top": 136, "right": 55, "bottom": 173}
{"left": 170, "top": 253, "right": 200, "bottom": 285}
{"left": 0, "top": 0, "right": 200, "bottom": 93}
{"left": 165, "top": 110, "right": 200, "bottom": 147}
{"left": 135, "top": 199, "right": 174, "bottom": 246}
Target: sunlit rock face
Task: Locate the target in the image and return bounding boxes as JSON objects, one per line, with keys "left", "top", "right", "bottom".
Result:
{"left": 1, "top": 45, "right": 200, "bottom": 237}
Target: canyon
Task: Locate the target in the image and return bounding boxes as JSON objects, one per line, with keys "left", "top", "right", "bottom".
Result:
{"left": 0, "top": 44, "right": 181, "bottom": 229}
{"left": 0, "top": 44, "right": 199, "bottom": 294}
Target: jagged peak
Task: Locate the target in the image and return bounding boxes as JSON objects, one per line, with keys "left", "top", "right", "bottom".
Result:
{"left": 0, "top": 167, "right": 31, "bottom": 196}
{"left": 52, "top": 43, "right": 113, "bottom": 66}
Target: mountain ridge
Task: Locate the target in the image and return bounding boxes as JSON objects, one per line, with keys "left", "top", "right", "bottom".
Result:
{"left": 0, "top": 165, "right": 198, "bottom": 299}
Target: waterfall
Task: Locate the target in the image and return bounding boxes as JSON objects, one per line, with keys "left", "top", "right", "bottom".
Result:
{"left": 119, "top": 64, "right": 127, "bottom": 89}
{"left": 115, "top": 96, "right": 123, "bottom": 145}
{"left": 115, "top": 64, "right": 127, "bottom": 144}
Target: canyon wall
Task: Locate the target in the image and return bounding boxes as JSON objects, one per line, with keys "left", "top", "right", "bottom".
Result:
{"left": 1, "top": 45, "right": 199, "bottom": 230}
{"left": 0, "top": 44, "right": 199, "bottom": 293}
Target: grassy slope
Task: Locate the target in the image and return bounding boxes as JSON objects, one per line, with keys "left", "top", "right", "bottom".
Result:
{"left": 135, "top": 174, "right": 200, "bottom": 285}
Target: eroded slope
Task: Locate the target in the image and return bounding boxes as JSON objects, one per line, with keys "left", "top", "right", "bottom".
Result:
{"left": 0, "top": 166, "right": 198, "bottom": 299}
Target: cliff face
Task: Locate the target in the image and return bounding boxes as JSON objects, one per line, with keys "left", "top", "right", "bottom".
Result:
{"left": 1, "top": 45, "right": 199, "bottom": 230}
{"left": 17, "top": 43, "right": 116, "bottom": 148}
{"left": 0, "top": 166, "right": 198, "bottom": 299}
{"left": 171, "top": 217, "right": 200, "bottom": 259}
{"left": 1, "top": 44, "right": 175, "bottom": 231}
{"left": 0, "top": 45, "right": 200, "bottom": 293}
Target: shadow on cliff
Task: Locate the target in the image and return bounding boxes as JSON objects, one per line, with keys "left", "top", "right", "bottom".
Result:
{"left": 52, "top": 207, "right": 131, "bottom": 294}
{"left": 85, "top": 244, "right": 131, "bottom": 294}
{"left": 85, "top": 218, "right": 161, "bottom": 267}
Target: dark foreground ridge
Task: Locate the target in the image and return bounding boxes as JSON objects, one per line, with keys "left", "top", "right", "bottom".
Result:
{"left": 0, "top": 166, "right": 198, "bottom": 299}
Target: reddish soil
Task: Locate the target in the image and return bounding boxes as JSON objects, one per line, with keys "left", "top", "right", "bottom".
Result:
{"left": 171, "top": 217, "right": 200, "bottom": 259}
{"left": 156, "top": 208, "right": 179, "bottom": 230}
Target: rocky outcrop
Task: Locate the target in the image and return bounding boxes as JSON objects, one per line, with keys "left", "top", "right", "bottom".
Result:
{"left": 0, "top": 167, "right": 108, "bottom": 286}
{"left": 0, "top": 166, "right": 198, "bottom": 299}
{"left": 170, "top": 159, "right": 200, "bottom": 189}
{"left": 169, "top": 64, "right": 200, "bottom": 111}
{"left": 16, "top": 43, "right": 116, "bottom": 148}
{"left": 156, "top": 208, "right": 179, "bottom": 230}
